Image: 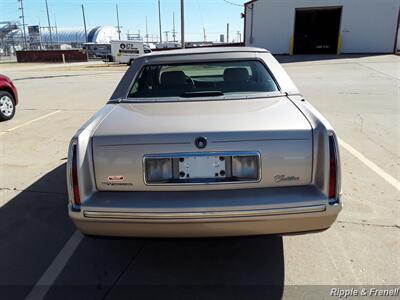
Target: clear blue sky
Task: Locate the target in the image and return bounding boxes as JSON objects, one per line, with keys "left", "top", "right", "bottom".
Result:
{"left": 1, "top": 0, "right": 247, "bottom": 42}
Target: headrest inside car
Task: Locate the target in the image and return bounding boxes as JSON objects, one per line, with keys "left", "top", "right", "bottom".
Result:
{"left": 161, "top": 71, "right": 187, "bottom": 87}
{"left": 223, "top": 68, "right": 250, "bottom": 82}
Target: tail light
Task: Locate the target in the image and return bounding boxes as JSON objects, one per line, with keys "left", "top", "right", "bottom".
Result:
{"left": 145, "top": 158, "right": 173, "bottom": 183}
{"left": 70, "top": 140, "right": 81, "bottom": 205}
{"left": 232, "top": 155, "right": 259, "bottom": 180}
{"left": 328, "top": 133, "right": 338, "bottom": 199}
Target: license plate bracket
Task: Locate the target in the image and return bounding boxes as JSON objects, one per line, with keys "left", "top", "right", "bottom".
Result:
{"left": 178, "top": 155, "right": 226, "bottom": 179}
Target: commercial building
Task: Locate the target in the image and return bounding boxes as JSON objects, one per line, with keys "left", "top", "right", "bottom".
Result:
{"left": 244, "top": 0, "right": 400, "bottom": 54}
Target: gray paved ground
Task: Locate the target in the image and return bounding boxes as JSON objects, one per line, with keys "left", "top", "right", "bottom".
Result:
{"left": 0, "top": 55, "right": 399, "bottom": 300}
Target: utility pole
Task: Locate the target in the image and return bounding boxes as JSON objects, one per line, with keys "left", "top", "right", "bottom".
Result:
{"left": 172, "top": 12, "right": 177, "bottom": 42}
{"left": 158, "top": 0, "right": 162, "bottom": 43}
{"left": 236, "top": 30, "right": 241, "bottom": 43}
{"left": 145, "top": 16, "right": 149, "bottom": 43}
{"left": 45, "top": 0, "right": 53, "bottom": 47}
{"left": 54, "top": 15, "right": 59, "bottom": 45}
{"left": 180, "top": 0, "right": 185, "bottom": 48}
{"left": 226, "top": 23, "right": 229, "bottom": 44}
{"left": 164, "top": 31, "right": 169, "bottom": 42}
{"left": 81, "top": 4, "right": 88, "bottom": 42}
{"left": 203, "top": 27, "right": 206, "bottom": 42}
{"left": 18, "top": 0, "right": 28, "bottom": 49}
{"left": 116, "top": 4, "right": 121, "bottom": 40}
{"left": 38, "top": 21, "right": 42, "bottom": 50}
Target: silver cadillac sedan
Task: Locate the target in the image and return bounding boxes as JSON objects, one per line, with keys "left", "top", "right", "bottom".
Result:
{"left": 67, "top": 47, "right": 342, "bottom": 237}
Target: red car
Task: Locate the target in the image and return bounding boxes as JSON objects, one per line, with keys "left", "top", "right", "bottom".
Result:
{"left": 0, "top": 74, "right": 18, "bottom": 121}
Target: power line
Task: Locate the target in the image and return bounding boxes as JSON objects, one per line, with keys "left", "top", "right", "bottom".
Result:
{"left": 222, "top": 0, "right": 243, "bottom": 7}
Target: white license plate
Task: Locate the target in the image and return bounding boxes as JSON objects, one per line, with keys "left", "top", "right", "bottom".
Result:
{"left": 178, "top": 156, "right": 226, "bottom": 179}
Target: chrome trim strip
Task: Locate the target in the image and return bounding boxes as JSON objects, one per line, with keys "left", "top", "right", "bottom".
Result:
{"left": 212, "top": 138, "right": 309, "bottom": 144}
{"left": 144, "top": 151, "right": 260, "bottom": 159}
{"left": 83, "top": 204, "right": 326, "bottom": 220}
{"left": 143, "top": 151, "right": 262, "bottom": 186}
{"left": 100, "top": 142, "right": 191, "bottom": 147}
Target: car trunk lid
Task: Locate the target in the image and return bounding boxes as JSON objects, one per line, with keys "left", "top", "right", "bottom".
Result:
{"left": 92, "top": 97, "right": 313, "bottom": 191}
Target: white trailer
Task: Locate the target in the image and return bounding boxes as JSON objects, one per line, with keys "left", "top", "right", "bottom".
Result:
{"left": 110, "top": 40, "right": 148, "bottom": 65}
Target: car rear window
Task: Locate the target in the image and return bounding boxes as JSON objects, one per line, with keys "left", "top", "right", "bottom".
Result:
{"left": 128, "top": 60, "right": 279, "bottom": 99}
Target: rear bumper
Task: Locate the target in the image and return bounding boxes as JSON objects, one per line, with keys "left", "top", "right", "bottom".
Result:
{"left": 69, "top": 186, "right": 342, "bottom": 237}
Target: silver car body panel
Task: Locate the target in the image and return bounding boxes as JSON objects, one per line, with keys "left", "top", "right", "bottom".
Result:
{"left": 69, "top": 185, "right": 341, "bottom": 237}
{"left": 67, "top": 47, "right": 342, "bottom": 237}
{"left": 92, "top": 97, "right": 313, "bottom": 191}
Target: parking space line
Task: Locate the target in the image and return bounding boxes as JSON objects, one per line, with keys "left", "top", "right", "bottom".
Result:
{"left": 25, "top": 231, "right": 83, "bottom": 300}
{"left": 339, "top": 138, "right": 400, "bottom": 192}
{"left": 0, "top": 110, "right": 61, "bottom": 137}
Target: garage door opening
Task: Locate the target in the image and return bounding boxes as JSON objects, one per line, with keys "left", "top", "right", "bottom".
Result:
{"left": 293, "top": 7, "right": 342, "bottom": 54}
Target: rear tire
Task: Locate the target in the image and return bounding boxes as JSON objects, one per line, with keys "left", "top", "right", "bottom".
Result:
{"left": 0, "top": 91, "right": 15, "bottom": 121}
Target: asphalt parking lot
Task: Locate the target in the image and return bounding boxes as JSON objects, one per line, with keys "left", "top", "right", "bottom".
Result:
{"left": 0, "top": 55, "right": 399, "bottom": 299}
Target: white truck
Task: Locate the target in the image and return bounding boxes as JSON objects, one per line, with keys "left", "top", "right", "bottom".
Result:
{"left": 109, "top": 40, "right": 150, "bottom": 65}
